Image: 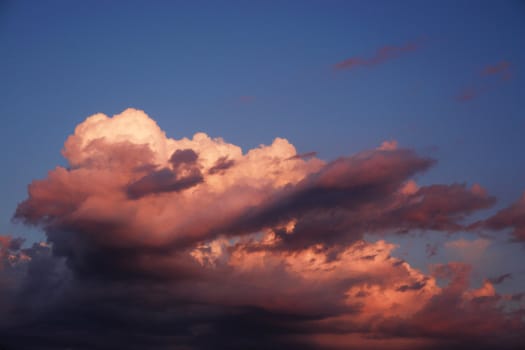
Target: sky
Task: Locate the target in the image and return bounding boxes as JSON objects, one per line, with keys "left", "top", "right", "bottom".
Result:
{"left": 1, "top": 1, "right": 525, "bottom": 349}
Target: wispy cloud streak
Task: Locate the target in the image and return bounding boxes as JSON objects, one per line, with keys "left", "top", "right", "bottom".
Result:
{"left": 333, "top": 39, "right": 422, "bottom": 71}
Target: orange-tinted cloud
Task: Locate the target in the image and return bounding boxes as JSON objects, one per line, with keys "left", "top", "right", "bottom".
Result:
{"left": 3, "top": 232, "right": 523, "bottom": 350}
{"left": 11, "top": 109, "right": 497, "bottom": 270}
{"left": 2, "top": 109, "right": 524, "bottom": 350}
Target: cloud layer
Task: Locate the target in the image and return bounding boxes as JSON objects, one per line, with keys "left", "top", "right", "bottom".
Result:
{"left": 2, "top": 109, "right": 524, "bottom": 350}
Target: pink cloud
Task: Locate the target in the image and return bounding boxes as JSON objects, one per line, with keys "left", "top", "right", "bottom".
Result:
{"left": 378, "top": 140, "right": 398, "bottom": 151}
{"left": 481, "top": 60, "right": 512, "bottom": 79}
{"left": 12, "top": 110, "right": 497, "bottom": 263}
{"left": 3, "top": 109, "right": 524, "bottom": 350}
{"left": 473, "top": 192, "right": 525, "bottom": 241}
{"left": 456, "top": 87, "right": 479, "bottom": 102}
{"left": 456, "top": 60, "right": 512, "bottom": 102}
{"left": 333, "top": 40, "right": 421, "bottom": 71}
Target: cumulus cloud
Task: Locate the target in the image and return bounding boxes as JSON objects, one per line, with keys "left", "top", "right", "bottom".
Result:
{"left": 3, "top": 109, "right": 524, "bottom": 349}
{"left": 3, "top": 233, "right": 523, "bottom": 350}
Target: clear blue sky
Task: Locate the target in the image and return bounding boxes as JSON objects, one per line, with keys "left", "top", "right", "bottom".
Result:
{"left": 1, "top": 0, "right": 524, "bottom": 252}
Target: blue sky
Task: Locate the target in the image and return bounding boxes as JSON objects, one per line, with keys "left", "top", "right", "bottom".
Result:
{"left": 1, "top": 0, "right": 524, "bottom": 259}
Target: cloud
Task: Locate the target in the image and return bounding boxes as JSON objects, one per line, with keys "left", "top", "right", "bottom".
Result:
{"left": 456, "top": 60, "right": 512, "bottom": 103}
{"left": 10, "top": 108, "right": 498, "bottom": 269}
{"left": 333, "top": 40, "right": 421, "bottom": 71}
{"left": 378, "top": 140, "right": 398, "bottom": 151}
{"left": 425, "top": 242, "right": 439, "bottom": 257}
{"left": 488, "top": 273, "right": 512, "bottom": 285}
{"left": 472, "top": 192, "right": 525, "bottom": 241}
{"left": 287, "top": 151, "right": 317, "bottom": 161}
{"left": 3, "top": 109, "right": 524, "bottom": 349}
{"left": 127, "top": 149, "right": 204, "bottom": 199}
{"left": 456, "top": 87, "right": 479, "bottom": 102}
{"left": 0, "top": 235, "right": 28, "bottom": 271}
{"left": 208, "top": 156, "right": 236, "bottom": 175}
{"left": 445, "top": 238, "right": 491, "bottom": 262}
{"left": 3, "top": 235, "right": 523, "bottom": 350}
{"left": 481, "top": 61, "right": 512, "bottom": 80}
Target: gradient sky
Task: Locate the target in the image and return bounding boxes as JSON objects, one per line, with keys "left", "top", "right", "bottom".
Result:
{"left": 1, "top": 1, "right": 525, "bottom": 349}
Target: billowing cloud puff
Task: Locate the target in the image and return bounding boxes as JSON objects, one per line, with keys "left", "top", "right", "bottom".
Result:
{"left": 3, "top": 109, "right": 524, "bottom": 349}
{"left": 14, "top": 110, "right": 494, "bottom": 256}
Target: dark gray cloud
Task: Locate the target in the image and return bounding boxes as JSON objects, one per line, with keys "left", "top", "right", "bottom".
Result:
{"left": 127, "top": 149, "right": 203, "bottom": 199}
